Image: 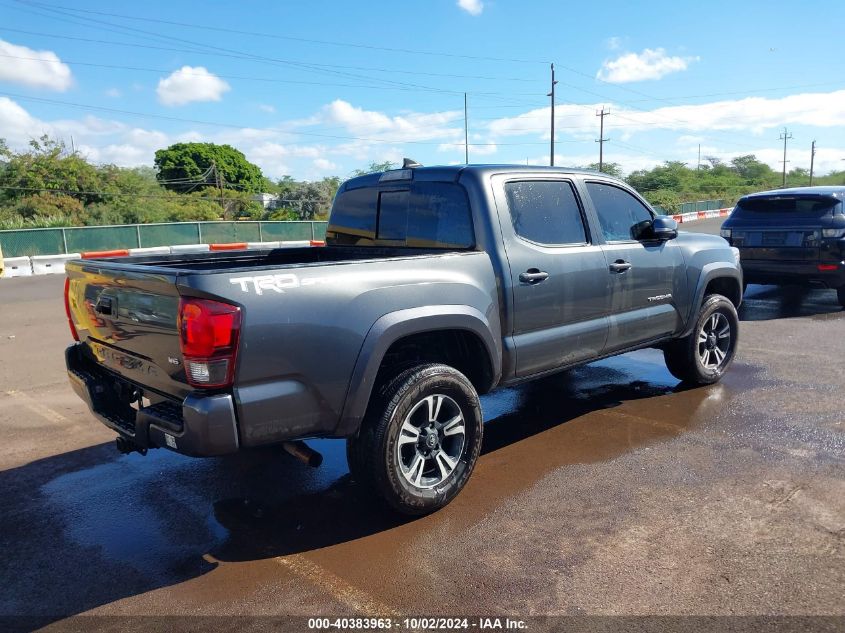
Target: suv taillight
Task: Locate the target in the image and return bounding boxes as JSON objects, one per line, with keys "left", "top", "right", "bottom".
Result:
{"left": 64, "top": 277, "right": 80, "bottom": 341}
{"left": 178, "top": 297, "right": 242, "bottom": 388}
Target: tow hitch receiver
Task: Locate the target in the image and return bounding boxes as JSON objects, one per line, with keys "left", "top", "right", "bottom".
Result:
{"left": 115, "top": 436, "right": 148, "bottom": 456}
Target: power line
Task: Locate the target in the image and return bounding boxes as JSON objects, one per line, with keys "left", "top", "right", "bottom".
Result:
{"left": 0, "top": 5, "right": 487, "bottom": 98}
{"left": 6, "top": 2, "right": 544, "bottom": 101}
{"left": 15, "top": 0, "right": 549, "bottom": 64}
{"left": 0, "top": 91, "right": 560, "bottom": 146}
{"left": 0, "top": 53, "right": 545, "bottom": 96}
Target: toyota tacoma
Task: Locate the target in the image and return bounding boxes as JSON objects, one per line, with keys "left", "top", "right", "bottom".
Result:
{"left": 65, "top": 163, "right": 743, "bottom": 514}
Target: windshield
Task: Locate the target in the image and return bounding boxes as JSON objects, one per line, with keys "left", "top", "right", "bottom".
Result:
{"left": 736, "top": 196, "right": 842, "bottom": 216}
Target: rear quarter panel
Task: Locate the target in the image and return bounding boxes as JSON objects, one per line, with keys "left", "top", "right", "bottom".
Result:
{"left": 183, "top": 251, "right": 500, "bottom": 445}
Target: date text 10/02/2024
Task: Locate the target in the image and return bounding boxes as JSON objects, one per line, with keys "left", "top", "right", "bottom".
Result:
{"left": 307, "top": 618, "right": 529, "bottom": 630}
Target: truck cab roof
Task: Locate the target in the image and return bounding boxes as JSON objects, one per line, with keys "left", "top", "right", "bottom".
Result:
{"left": 339, "top": 164, "right": 615, "bottom": 192}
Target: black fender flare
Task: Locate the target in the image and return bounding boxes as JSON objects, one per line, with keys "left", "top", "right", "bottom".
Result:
{"left": 334, "top": 305, "right": 501, "bottom": 436}
{"left": 680, "top": 263, "right": 743, "bottom": 338}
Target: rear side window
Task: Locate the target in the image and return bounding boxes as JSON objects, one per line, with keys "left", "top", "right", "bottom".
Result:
{"left": 504, "top": 180, "right": 587, "bottom": 245}
{"left": 325, "top": 187, "right": 377, "bottom": 244}
{"left": 327, "top": 182, "right": 474, "bottom": 248}
{"left": 586, "top": 181, "right": 653, "bottom": 241}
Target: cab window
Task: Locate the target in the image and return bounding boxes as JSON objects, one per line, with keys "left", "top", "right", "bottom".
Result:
{"left": 586, "top": 181, "right": 653, "bottom": 241}
{"left": 504, "top": 180, "right": 588, "bottom": 246}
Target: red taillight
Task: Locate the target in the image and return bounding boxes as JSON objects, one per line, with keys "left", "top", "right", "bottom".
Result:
{"left": 817, "top": 263, "right": 839, "bottom": 272}
{"left": 177, "top": 297, "right": 242, "bottom": 388}
{"left": 64, "top": 277, "right": 80, "bottom": 341}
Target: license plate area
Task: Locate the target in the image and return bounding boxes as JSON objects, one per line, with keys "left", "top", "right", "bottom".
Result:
{"left": 761, "top": 231, "right": 786, "bottom": 246}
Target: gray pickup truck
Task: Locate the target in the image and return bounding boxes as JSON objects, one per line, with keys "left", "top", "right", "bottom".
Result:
{"left": 65, "top": 164, "right": 743, "bottom": 514}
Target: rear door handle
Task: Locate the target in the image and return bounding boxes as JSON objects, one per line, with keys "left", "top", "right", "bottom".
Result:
{"left": 609, "top": 260, "right": 632, "bottom": 273}
{"left": 519, "top": 269, "right": 550, "bottom": 284}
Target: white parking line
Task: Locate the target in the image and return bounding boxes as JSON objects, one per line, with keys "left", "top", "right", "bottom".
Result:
{"left": 4, "top": 389, "right": 80, "bottom": 427}
{"left": 274, "top": 554, "right": 400, "bottom": 616}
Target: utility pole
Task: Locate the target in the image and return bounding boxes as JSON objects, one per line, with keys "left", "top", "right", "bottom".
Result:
{"left": 595, "top": 107, "right": 609, "bottom": 172}
{"left": 697, "top": 144, "right": 701, "bottom": 171}
{"left": 809, "top": 140, "right": 816, "bottom": 186}
{"left": 211, "top": 160, "right": 225, "bottom": 213}
{"left": 464, "top": 92, "right": 469, "bottom": 165}
{"left": 547, "top": 63, "right": 557, "bottom": 166}
{"left": 779, "top": 127, "right": 793, "bottom": 187}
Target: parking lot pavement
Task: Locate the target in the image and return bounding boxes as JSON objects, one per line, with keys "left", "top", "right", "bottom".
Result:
{"left": 0, "top": 244, "right": 843, "bottom": 623}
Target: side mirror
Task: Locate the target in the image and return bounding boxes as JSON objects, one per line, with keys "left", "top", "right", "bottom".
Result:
{"left": 645, "top": 216, "right": 678, "bottom": 241}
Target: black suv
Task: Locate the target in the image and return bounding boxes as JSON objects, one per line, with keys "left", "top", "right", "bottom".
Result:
{"left": 721, "top": 186, "right": 845, "bottom": 306}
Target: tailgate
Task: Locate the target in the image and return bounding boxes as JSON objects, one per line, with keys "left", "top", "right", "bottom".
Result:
{"left": 66, "top": 261, "right": 191, "bottom": 400}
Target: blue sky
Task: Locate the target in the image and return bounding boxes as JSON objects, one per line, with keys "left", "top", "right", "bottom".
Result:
{"left": 1, "top": 0, "right": 844, "bottom": 181}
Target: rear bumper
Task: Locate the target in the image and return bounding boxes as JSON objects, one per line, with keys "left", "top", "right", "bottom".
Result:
{"left": 740, "top": 259, "right": 845, "bottom": 288}
{"left": 66, "top": 344, "right": 240, "bottom": 456}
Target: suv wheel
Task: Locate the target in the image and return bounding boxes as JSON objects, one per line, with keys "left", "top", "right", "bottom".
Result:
{"left": 664, "top": 294, "right": 739, "bottom": 385}
{"left": 346, "top": 363, "right": 483, "bottom": 515}
{"left": 837, "top": 286, "right": 845, "bottom": 308}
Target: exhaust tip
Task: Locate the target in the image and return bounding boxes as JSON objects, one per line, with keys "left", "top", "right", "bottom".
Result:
{"left": 282, "top": 441, "right": 323, "bottom": 468}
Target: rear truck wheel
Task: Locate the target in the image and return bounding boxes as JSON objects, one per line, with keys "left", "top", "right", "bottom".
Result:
{"left": 663, "top": 294, "right": 739, "bottom": 385}
{"left": 837, "top": 286, "right": 845, "bottom": 308}
{"left": 346, "top": 363, "right": 483, "bottom": 516}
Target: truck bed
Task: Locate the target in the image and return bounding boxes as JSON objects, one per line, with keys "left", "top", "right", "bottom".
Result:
{"left": 85, "top": 245, "right": 458, "bottom": 274}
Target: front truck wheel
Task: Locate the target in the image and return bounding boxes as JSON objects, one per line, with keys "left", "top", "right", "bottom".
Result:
{"left": 664, "top": 294, "right": 739, "bottom": 385}
{"left": 346, "top": 363, "right": 483, "bottom": 515}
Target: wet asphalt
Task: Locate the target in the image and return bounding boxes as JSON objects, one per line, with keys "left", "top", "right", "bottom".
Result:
{"left": 0, "top": 218, "right": 842, "bottom": 625}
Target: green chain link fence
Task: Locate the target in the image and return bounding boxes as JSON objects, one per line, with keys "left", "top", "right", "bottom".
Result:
{"left": 651, "top": 199, "right": 728, "bottom": 216}
{"left": 0, "top": 221, "right": 327, "bottom": 257}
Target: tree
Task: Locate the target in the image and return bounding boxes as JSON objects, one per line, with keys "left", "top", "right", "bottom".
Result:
{"left": 270, "top": 176, "right": 339, "bottom": 220}
{"left": 154, "top": 142, "right": 264, "bottom": 193}
{"left": 0, "top": 135, "right": 103, "bottom": 205}
{"left": 583, "top": 162, "right": 623, "bottom": 178}
{"left": 273, "top": 181, "right": 333, "bottom": 220}
{"left": 729, "top": 155, "right": 772, "bottom": 182}
{"left": 352, "top": 160, "right": 395, "bottom": 176}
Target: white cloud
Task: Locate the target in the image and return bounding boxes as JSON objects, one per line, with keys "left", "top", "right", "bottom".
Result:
{"left": 487, "top": 89, "right": 845, "bottom": 140}
{"left": 677, "top": 134, "right": 704, "bottom": 145}
{"left": 105, "top": 88, "right": 122, "bottom": 98}
{"left": 156, "top": 66, "right": 230, "bottom": 106}
{"left": 606, "top": 36, "right": 623, "bottom": 51}
{"left": 313, "top": 158, "right": 337, "bottom": 171}
{"left": 0, "top": 39, "right": 72, "bottom": 91}
{"left": 597, "top": 48, "right": 698, "bottom": 83}
{"left": 314, "top": 99, "right": 463, "bottom": 143}
{"left": 5, "top": 89, "right": 845, "bottom": 182}
{"left": 437, "top": 141, "right": 498, "bottom": 157}
{"left": 457, "top": 0, "right": 484, "bottom": 15}
{"left": 258, "top": 103, "right": 276, "bottom": 113}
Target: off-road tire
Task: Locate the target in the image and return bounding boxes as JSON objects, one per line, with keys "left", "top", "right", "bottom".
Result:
{"left": 346, "top": 363, "right": 483, "bottom": 515}
{"left": 663, "top": 294, "right": 739, "bottom": 385}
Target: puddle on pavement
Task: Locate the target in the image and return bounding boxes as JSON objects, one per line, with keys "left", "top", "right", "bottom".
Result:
{"left": 740, "top": 285, "right": 844, "bottom": 321}
{"left": 38, "top": 347, "right": 763, "bottom": 599}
